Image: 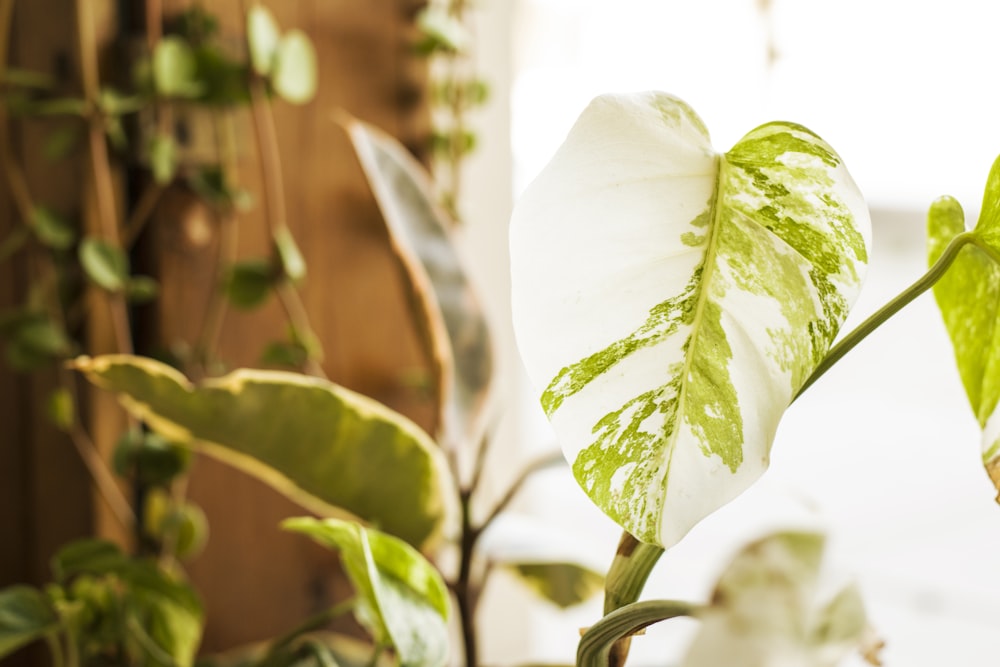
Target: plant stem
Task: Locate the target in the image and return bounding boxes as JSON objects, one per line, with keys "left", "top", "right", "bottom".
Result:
{"left": 75, "top": 0, "right": 134, "bottom": 356}
{"left": 122, "top": 183, "right": 165, "bottom": 247}
{"left": 0, "top": 1, "right": 135, "bottom": 531}
{"left": 194, "top": 111, "right": 240, "bottom": 373}
{"left": 44, "top": 633, "right": 66, "bottom": 667}
{"left": 474, "top": 450, "right": 563, "bottom": 529}
{"left": 246, "top": 63, "right": 326, "bottom": 378}
{"left": 598, "top": 532, "right": 664, "bottom": 667}
{"left": 455, "top": 489, "right": 479, "bottom": 667}
{"left": 794, "top": 231, "right": 977, "bottom": 400}
{"left": 576, "top": 599, "right": 698, "bottom": 667}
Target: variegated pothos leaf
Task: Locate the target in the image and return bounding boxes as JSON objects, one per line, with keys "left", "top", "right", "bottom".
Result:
{"left": 928, "top": 155, "right": 1000, "bottom": 498}
{"left": 510, "top": 92, "right": 870, "bottom": 548}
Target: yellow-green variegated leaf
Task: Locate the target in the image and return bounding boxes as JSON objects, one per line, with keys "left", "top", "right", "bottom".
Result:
{"left": 345, "top": 116, "right": 494, "bottom": 449}
{"left": 284, "top": 518, "right": 449, "bottom": 667}
{"left": 510, "top": 92, "right": 870, "bottom": 548}
{"left": 74, "top": 355, "right": 454, "bottom": 549}
{"left": 683, "top": 531, "right": 875, "bottom": 667}
{"left": 928, "top": 156, "right": 1000, "bottom": 497}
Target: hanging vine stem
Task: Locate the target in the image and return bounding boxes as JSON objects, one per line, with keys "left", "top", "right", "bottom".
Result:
{"left": 245, "top": 66, "right": 326, "bottom": 378}
{"left": 75, "top": 0, "right": 135, "bottom": 356}
{"left": 0, "top": 0, "right": 136, "bottom": 531}
{"left": 194, "top": 110, "right": 241, "bottom": 372}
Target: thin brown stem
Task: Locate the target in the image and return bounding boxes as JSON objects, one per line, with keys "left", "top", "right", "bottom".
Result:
{"left": 0, "top": 0, "right": 135, "bottom": 532}
{"left": 474, "top": 450, "right": 564, "bottom": 531}
{"left": 68, "top": 421, "right": 136, "bottom": 529}
{"left": 75, "top": 0, "right": 134, "bottom": 355}
{"left": 246, "top": 60, "right": 326, "bottom": 377}
{"left": 122, "top": 183, "right": 165, "bottom": 247}
{"left": 194, "top": 112, "right": 240, "bottom": 372}
{"left": 0, "top": 0, "right": 33, "bottom": 220}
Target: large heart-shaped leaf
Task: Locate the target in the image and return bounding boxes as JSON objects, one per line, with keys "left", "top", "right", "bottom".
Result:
{"left": 74, "top": 355, "right": 455, "bottom": 549}
{"left": 284, "top": 517, "right": 449, "bottom": 667}
{"left": 345, "top": 116, "right": 494, "bottom": 449}
{"left": 928, "top": 155, "right": 1000, "bottom": 497}
{"left": 510, "top": 92, "right": 870, "bottom": 548}
{"left": 683, "top": 531, "right": 877, "bottom": 667}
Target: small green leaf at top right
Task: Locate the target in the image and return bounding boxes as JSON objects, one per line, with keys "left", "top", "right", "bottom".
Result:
{"left": 928, "top": 154, "right": 1000, "bottom": 498}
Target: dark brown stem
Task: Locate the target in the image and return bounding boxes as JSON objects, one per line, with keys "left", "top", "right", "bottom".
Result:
{"left": 122, "top": 183, "right": 165, "bottom": 247}
{"left": 455, "top": 490, "right": 479, "bottom": 667}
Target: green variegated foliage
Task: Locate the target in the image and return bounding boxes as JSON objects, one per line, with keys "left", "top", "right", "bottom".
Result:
{"left": 510, "top": 92, "right": 871, "bottom": 548}
{"left": 0, "top": 539, "right": 204, "bottom": 667}
{"left": 74, "top": 355, "right": 455, "bottom": 549}
{"left": 284, "top": 518, "right": 450, "bottom": 667}
{"left": 683, "top": 532, "right": 876, "bottom": 667}
{"left": 928, "top": 155, "right": 1000, "bottom": 498}
{"left": 344, "top": 116, "right": 494, "bottom": 449}
{"left": 0, "top": 586, "right": 60, "bottom": 658}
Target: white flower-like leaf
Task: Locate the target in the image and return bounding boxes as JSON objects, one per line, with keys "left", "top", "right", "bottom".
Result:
{"left": 510, "top": 92, "right": 870, "bottom": 547}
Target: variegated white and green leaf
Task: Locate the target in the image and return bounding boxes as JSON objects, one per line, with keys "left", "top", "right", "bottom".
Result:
{"left": 683, "top": 531, "right": 877, "bottom": 667}
{"left": 73, "top": 354, "right": 455, "bottom": 550}
{"left": 510, "top": 92, "right": 870, "bottom": 548}
{"left": 284, "top": 517, "right": 450, "bottom": 667}
{"left": 928, "top": 155, "right": 1000, "bottom": 498}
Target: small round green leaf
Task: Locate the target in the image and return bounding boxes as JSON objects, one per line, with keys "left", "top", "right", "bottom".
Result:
{"left": 114, "top": 431, "right": 192, "bottom": 487}
{"left": 29, "top": 207, "right": 75, "bottom": 250}
{"left": 144, "top": 489, "right": 208, "bottom": 560}
{"left": 5, "top": 316, "right": 72, "bottom": 370}
{"left": 79, "top": 237, "right": 129, "bottom": 292}
{"left": 126, "top": 276, "right": 160, "bottom": 304}
{"left": 224, "top": 260, "right": 276, "bottom": 309}
{"left": 153, "top": 36, "right": 203, "bottom": 98}
{"left": 260, "top": 340, "right": 309, "bottom": 369}
{"left": 415, "top": 8, "right": 469, "bottom": 55}
{"left": 272, "top": 31, "right": 317, "bottom": 105}
{"left": 247, "top": 4, "right": 281, "bottom": 76}
{"left": 274, "top": 226, "right": 306, "bottom": 282}
{"left": 149, "top": 134, "right": 178, "bottom": 185}
{"left": 46, "top": 388, "right": 74, "bottom": 431}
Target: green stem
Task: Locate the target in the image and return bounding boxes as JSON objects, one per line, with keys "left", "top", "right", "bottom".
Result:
{"left": 794, "top": 230, "right": 978, "bottom": 401}
{"left": 44, "top": 633, "right": 66, "bottom": 667}
{"left": 577, "top": 599, "right": 698, "bottom": 667}
{"left": 603, "top": 532, "right": 664, "bottom": 615}
{"left": 598, "top": 532, "right": 665, "bottom": 667}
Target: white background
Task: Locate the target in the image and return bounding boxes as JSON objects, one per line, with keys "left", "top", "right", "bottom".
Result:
{"left": 455, "top": 1, "right": 1000, "bottom": 664}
